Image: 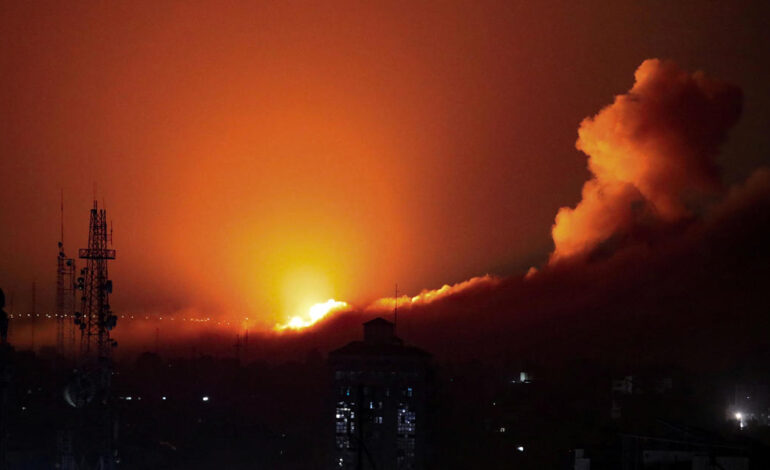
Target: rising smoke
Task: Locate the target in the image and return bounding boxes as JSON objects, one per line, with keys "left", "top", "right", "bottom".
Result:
{"left": 550, "top": 59, "right": 743, "bottom": 262}
{"left": 147, "top": 59, "right": 769, "bottom": 366}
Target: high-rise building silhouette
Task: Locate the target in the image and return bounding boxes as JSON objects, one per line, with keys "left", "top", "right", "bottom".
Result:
{"left": 329, "top": 318, "right": 431, "bottom": 470}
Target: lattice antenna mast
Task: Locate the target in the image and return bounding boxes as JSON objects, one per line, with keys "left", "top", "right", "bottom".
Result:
{"left": 55, "top": 190, "right": 76, "bottom": 356}
{"left": 31, "top": 281, "right": 36, "bottom": 351}
{"left": 75, "top": 201, "right": 116, "bottom": 359}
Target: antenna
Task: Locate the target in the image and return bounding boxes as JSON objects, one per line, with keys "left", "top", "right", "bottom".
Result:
{"left": 56, "top": 192, "right": 76, "bottom": 357}
{"left": 60, "top": 189, "right": 65, "bottom": 244}
{"left": 394, "top": 283, "right": 398, "bottom": 331}
{"left": 76, "top": 199, "right": 117, "bottom": 358}
{"left": 31, "top": 281, "right": 36, "bottom": 351}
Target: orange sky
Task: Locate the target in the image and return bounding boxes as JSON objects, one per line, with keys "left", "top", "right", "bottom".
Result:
{"left": 1, "top": 1, "right": 768, "bottom": 329}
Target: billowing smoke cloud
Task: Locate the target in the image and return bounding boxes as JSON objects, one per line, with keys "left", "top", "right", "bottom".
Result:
{"left": 550, "top": 59, "right": 743, "bottom": 262}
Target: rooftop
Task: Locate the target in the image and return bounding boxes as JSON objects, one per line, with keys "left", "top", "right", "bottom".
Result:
{"left": 329, "top": 316, "right": 430, "bottom": 358}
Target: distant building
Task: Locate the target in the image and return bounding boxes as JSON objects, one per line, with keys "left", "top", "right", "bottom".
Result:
{"left": 329, "top": 318, "right": 431, "bottom": 470}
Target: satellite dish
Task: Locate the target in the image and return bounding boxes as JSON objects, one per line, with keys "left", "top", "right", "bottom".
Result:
{"left": 64, "top": 370, "right": 97, "bottom": 408}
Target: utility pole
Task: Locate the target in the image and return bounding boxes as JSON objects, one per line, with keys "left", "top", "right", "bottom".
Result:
{"left": 56, "top": 190, "right": 76, "bottom": 357}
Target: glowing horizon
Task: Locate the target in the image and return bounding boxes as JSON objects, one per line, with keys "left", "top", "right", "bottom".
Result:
{"left": 274, "top": 299, "right": 350, "bottom": 331}
{"left": 272, "top": 274, "right": 501, "bottom": 331}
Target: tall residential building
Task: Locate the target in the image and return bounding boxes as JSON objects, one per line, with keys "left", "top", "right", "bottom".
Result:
{"left": 329, "top": 317, "right": 431, "bottom": 470}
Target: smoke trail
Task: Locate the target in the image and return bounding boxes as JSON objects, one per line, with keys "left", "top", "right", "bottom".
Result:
{"left": 365, "top": 274, "right": 501, "bottom": 312}
{"left": 268, "top": 275, "right": 501, "bottom": 331}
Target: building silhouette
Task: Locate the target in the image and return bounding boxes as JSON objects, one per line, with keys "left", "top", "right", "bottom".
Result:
{"left": 329, "top": 318, "right": 431, "bottom": 470}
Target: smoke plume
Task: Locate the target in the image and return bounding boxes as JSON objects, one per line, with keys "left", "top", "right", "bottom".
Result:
{"left": 550, "top": 59, "right": 743, "bottom": 262}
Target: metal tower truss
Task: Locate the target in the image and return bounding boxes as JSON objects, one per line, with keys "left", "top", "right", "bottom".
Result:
{"left": 66, "top": 200, "right": 119, "bottom": 470}
{"left": 75, "top": 201, "right": 117, "bottom": 360}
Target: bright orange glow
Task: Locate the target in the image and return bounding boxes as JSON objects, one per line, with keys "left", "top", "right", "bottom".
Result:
{"left": 272, "top": 275, "right": 498, "bottom": 330}
{"left": 275, "top": 299, "right": 350, "bottom": 331}
{"left": 5, "top": 4, "right": 756, "bottom": 341}
{"left": 278, "top": 266, "right": 335, "bottom": 323}
{"left": 0, "top": 2, "right": 569, "bottom": 329}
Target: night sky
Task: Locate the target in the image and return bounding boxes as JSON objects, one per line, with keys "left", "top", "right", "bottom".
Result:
{"left": 1, "top": 1, "right": 769, "bottom": 347}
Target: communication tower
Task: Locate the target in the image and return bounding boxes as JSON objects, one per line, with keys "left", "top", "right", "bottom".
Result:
{"left": 64, "top": 200, "right": 118, "bottom": 470}
{"left": 75, "top": 201, "right": 117, "bottom": 359}
{"left": 30, "top": 281, "right": 36, "bottom": 351}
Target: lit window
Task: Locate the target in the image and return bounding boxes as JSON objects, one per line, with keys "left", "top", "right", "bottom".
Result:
{"left": 397, "top": 407, "right": 416, "bottom": 434}
{"left": 336, "top": 405, "right": 354, "bottom": 436}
